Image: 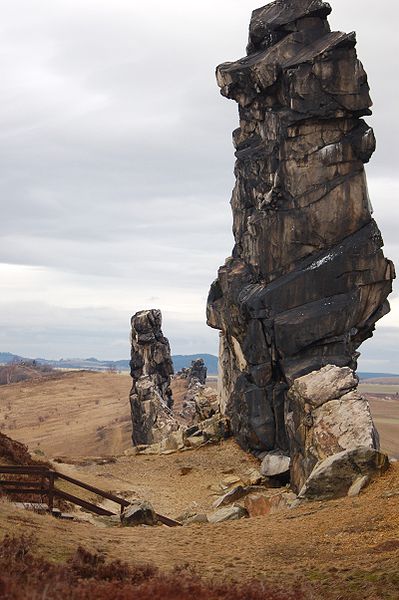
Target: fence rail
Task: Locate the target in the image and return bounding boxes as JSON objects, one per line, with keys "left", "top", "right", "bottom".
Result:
{"left": 0, "top": 465, "right": 181, "bottom": 526}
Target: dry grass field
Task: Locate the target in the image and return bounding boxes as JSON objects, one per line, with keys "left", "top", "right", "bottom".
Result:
{"left": 360, "top": 383, "right": 399, "bottom": 459}
{"left": 0, "top": 371, "right": 398, "bottom": 599}
{"left": 0, "top": 371, "right": 397, "bottom": 460}
{"left": 0, "top": 371, "right": 132, "bottom": 458}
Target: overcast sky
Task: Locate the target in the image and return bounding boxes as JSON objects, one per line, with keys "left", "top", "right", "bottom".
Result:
{"left": 0, "top": 0, "right": 398, "bottom": 372}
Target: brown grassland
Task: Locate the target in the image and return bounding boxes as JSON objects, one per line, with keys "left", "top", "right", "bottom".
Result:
{"left": 0, "top": 371, "right": 398, "bottom": 599}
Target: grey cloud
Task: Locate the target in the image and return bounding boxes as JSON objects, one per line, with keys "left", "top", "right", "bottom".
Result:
{"left": 0, "top": 0, "right": 398, "bottom": 366}
{"left": 0, "top": 302, "right": 219, "bottom": 360}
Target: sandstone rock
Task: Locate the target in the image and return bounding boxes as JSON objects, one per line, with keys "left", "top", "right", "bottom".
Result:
{"left": 198, "top": 415, "right": 231, "bottom": 441}
{"left": 243, "top": 494, "right": 272, "bottom": 517}
{"left": 289, "top": 365, "right": 358, "bottom": 409}
{"left": 121, "top": 500, "right": 157, "bottom": 527}
{"left": 186, "top": 435, "right": 206, "bottom": 448}
{"left": 221, "top": 475, "right": 242, "bottom": 488}
{"left": 129, "top": 310, "right": 179, "bottom": 446}
{"left": 208, "top": 505, "right": 249, "bottom": 524}
{"left": 270, "top": 491, "right": 297, "bottom": 512}
{"left": 244, "top": 491, "right": 297, "bottom": 516}
{"left": 185, "top": 513, "right": 209, "bottom": 525}
{"left": 347, "top": 475, "right": 370, "bottom": 498}
{"left": 159, "top": 429, "right": 185, "bottom": 453}
{"left": 286, "top": 366, "right": 383, "bottom": 492}
{"left": 140, "top": 444, "right": 161, "bottom": 455}
{"left": 242, "top": 467, "right": 263, "bottom": 486}
{"left": 261, "top": 452, "right": 291, "bottom": 477}
{"left": 206, "top": 0, "right": 395, "bottom": 468}
{"left": 298, "top": 447, "right": 389, "bottom": 500}
{"left": 213, "top": 485, "right": 247, "bottom": 508}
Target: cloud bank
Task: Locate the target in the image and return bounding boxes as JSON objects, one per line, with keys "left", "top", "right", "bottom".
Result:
{"left": 0, "top": 0, "right": 398, "bottom": 371}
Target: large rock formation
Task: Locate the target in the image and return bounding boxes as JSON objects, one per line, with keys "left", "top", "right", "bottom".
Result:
{"left": 286, "top": 365, "right": 389, "bottom": 494}
{"left": 129, "top": 310, "right": 179, "bottom": 445}
{"left": 207, "top": 0, "right": 395, "bottom": 493}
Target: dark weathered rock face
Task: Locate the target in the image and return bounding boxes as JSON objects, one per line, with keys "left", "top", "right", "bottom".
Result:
{"left": 189, "top": 359, "right": 208, "bottom": 386}
{"left": 129, "top": 310, "right": 179, "bottom": 446}
{"left": 207, "top": 0, "right": 395, "bottom": 473}
{"left": 175, "top": 358, "right": 208, "bottom": 386}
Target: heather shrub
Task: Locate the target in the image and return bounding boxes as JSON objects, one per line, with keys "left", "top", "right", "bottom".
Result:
{"left": 0, "top": 534, "right": 306, "bottom": 600}
{"left": 0, "top": 432, "right": 50, "bottom": 467}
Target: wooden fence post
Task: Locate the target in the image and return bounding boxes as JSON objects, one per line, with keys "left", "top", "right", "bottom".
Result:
{"left": 48, "top": 471, "right": 55, "bottom": 513}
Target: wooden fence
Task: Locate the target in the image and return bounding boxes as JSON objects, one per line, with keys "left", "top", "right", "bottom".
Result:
{"left": 0, "top": 465, "right": 181, "bottom": 526}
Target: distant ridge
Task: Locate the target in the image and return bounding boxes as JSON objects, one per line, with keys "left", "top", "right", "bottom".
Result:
{"left": 172, "top": 354, "right": 219, "bottom": 375}
{"left": 0, "top": 352, "right": 219, "bottom": 375}
{"left": 358, "top": 372, "right": 399, "bottom": 380}
{"left": 1, "top": 353, "right": 397, "bottom": 379}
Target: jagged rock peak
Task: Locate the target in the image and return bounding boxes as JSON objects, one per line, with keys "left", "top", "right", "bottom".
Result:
{"left": 248, "top": 0, "right": 332, "bottom": 53}
{"left": 189, "top": 358, "right": 207, "bottom": 386}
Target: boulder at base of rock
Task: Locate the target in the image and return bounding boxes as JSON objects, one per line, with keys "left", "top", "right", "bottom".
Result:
{"left": 243, "top": 494, "right": 272, "bottom": 517}
{"left": 121, "top": 500, "right": 157, "bottom": 527}
{"left": 261, "top": 452, "right": 291, "bottom": 477}
{"left": 186, "top": 434, "right": 206, "bottom": 448}
{"left": 298, "top": 447, "right": 389, "bottom": 500}
{"left": 347, "top": 475, "right": 370, "bottom": 498}
{"left": 286, "top": 365, "right": 383, "bottom": 493}
{"left": 213, "top": 485, "right": 247, "bottom": 508}
{"left": 289, "top": 365, "right": 358, "bottom": 409}
{"left": 244, "top": 491, "right": 297, "bottom": 517}
{"left": 185, "top": 513, "right": 209, "bottom": 525}
{"left": 208, "top": 504, "right": 248, "bottom": 524}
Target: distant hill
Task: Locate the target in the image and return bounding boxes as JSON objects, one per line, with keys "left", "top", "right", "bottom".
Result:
{"left": 172, "top": 354, "right": 219, "bottom": 375}
{"left": 0, "top": 352, "right": 219, "bottom": 375}
{"left": 358, "top": 372, "right": 399, "bottom": 380}
{"left": 0, "top": 352, "right": 24, "bottom": 364}
{"left": 2, "top": 352, "right": 397, "bottom": 379}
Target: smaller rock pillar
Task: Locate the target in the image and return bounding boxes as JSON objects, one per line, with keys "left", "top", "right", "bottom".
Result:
{"left": 129, "top": 309, "right": 178, "bottom": 446}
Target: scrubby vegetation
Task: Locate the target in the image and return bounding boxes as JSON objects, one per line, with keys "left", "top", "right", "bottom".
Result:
{"left": 0, "top": 534, "right": 305, "bottom": 600}
{"left": 0, "top": 432, "right": 48, "bottom": 466}
{"left": 0, "top": 361, "right": 55, "bottom": 386}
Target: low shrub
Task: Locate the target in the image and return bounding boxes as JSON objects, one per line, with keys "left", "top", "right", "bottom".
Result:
{"left": 0, "top": 534, "right": 306, "bottom": 600}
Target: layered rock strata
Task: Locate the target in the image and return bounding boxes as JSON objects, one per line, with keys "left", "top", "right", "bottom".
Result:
{"left": 207, "top": 0, "right": 395, "bottom": 491}
{"left": 129, "top": 310, "right": 179, "bottom": 445}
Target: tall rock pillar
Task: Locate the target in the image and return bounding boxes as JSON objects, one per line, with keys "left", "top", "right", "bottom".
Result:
{"left": 207, "top": 0, "right": 395, "bottom": 495}
{"left": 129, "top": 310, "right": 178, "bottom": 446}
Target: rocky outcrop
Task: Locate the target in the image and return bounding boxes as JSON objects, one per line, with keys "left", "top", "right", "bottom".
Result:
{"left": 297, "top": 447, "right": 389, "bottom": 500}
{"left": 177, "top": 358, "right": 207, "bottom": 386}
{"left": 129, "top": 312, "right": 230, "bottom": 449}
{"left": 207, "top": 0, "right": 394, "bottom": 497}
{"left": 188, "top": 358, "right": 207, "bottom": 386}
{"left": 121, "top": 500, "right": 157, "bottom": 527}
{"left": 129, "top": 310, "right": 179, "bottom": 446}
{"left": 286, "top": 365, "right": 387, "bottom": 494}
{"left": 173, "top": 359, "right": 217, "bottom": 425}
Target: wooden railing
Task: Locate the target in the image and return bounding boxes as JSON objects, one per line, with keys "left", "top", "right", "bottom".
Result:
{"left": 0, "top": 465, "right": 181, "bottom": 526}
